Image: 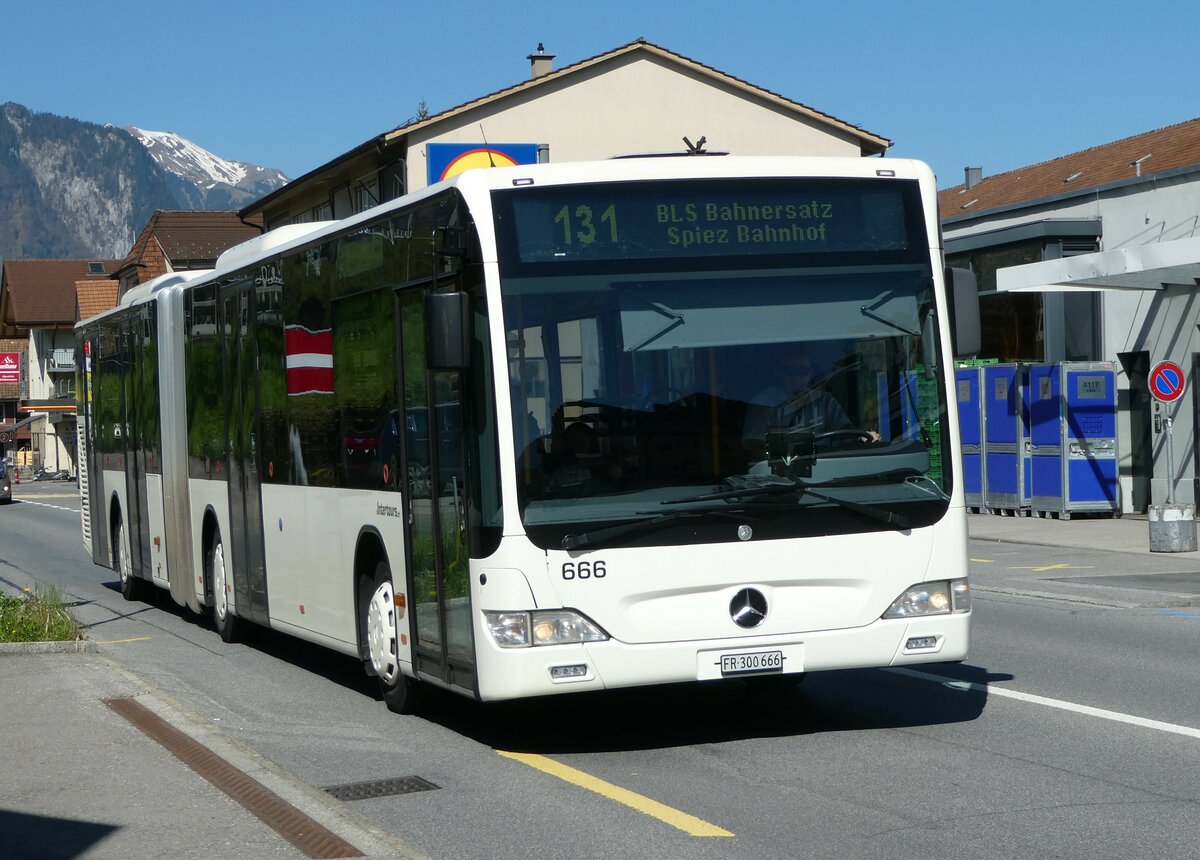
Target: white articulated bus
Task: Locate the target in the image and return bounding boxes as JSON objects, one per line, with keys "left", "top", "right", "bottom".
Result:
{"left": 76, "top": 156, "right": 980, "bottom": 713}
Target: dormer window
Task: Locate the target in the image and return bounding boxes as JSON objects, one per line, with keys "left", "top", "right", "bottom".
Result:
{"left": 87, "top": 262, "right": 105, "bottom": 275}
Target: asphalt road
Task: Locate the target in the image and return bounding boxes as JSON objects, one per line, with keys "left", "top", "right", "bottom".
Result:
{"left": 5, "top": 484, "right": 1200, "bottom": 859}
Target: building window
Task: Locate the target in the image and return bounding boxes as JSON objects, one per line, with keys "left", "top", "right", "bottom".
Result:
{"left": 945, "top": 224, "right": 1100, "bottom": 363}
{"left": 332, "top": 185, "right": 353, "bottom": 219}
{"left": 355, "top": 176, "right": 379, "bottom": 213}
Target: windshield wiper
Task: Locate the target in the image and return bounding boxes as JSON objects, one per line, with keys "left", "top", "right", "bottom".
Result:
{"left": 797, "top": 485, "right": 914, "bottom": 530}
{"left": 665, "top": 472, "right": 916, "bottom": 531}
{"left": 561, "top": 506, "right": 753, "bottom": 551}
{"left": 662, "top": 469, "right": 923, "bottom": 505}
{"left": 660, "top": 478, "right": 800, "bottom": 505}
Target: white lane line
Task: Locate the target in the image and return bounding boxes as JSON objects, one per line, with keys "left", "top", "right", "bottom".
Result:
{"left": 15, "top": 499, "right": 78, "bottom": 513}
{"left": 888, "top": 666, "right": 1200, "bottom": 740}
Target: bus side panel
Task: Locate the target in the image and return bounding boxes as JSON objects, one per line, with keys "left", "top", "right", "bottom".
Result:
{"left": 146, "top": 473, "right": 170, "bottom": 586}
{"left": 259, "top": 484, "right": 410, "bottom": 657}
{"left": 188, "top": 477, "right": 232, "bottom": 613}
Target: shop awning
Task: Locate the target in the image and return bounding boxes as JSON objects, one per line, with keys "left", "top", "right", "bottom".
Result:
{"left": 996, "top": 236, "right": 1200, "bottom": 293}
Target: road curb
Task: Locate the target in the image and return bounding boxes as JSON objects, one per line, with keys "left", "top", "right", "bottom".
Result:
{"left": 0, "top": 639, "right": 97, "bottom": 655}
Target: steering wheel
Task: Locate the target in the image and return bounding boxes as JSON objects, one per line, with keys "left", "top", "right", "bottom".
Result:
{"left": 814, "top": 428, "right": 878, "bottom": 448}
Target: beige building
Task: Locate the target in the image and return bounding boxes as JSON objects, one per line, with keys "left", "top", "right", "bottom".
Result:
{"left": 244, "top": 39, "right": 889, "bottom": 230}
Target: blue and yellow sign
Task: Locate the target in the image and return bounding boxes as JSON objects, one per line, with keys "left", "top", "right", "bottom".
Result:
{"left": 427, "top": 142, "right": 540, "bottom": 184}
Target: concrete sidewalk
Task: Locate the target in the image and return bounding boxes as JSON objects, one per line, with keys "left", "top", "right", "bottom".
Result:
{"left": 968, "top": 510, "right": 1200, "bottom": 607}
{"left": 0, "top": 646, "right": 420, "bottom": 859}
{"left": 968, "top": 510, "right": 1170, "bottom": 556}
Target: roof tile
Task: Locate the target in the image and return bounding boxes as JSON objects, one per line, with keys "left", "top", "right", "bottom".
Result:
{"left": 120, "top": 210, "right": 262, "bottom": 278}
{"left": 939, "top": 117, "right": 1200, "bottom": 217}
{"left": 2, "top": 259, "right": 121, "bottom": 326}
{"left": 76, "top": 279, "right": 119, "bottom": 322}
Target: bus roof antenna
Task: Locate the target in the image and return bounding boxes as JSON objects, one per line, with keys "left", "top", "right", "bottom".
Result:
{"left": 479, "top": 124, "right": 496, "bottom": 167}
{"left": 682, "top": 135, "right": 708, "bottom": 155}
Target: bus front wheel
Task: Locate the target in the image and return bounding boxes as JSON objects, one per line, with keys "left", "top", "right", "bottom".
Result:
{"left": 364, "top": 561, "right": 420, "bottom": 715}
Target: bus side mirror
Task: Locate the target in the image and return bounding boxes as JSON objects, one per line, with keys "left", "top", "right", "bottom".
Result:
{"left": 425, "top": 291, "right": 470, "bottom": 370}
{"left": 946, "top": 267, "right": 981, "bottom": 358}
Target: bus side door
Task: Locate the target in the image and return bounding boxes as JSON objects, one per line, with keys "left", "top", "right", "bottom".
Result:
{"left": 219, "top": 280, "right": 270, "bottom": 624}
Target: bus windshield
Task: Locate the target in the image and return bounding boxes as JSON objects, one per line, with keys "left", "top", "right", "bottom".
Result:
{"left": 493, "top": 177, "right": 951, "bottom": 547}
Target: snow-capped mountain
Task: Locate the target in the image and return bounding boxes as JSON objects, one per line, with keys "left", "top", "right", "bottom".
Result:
{"left": 126, "top": 126, "right": 289, "bottom": 208}
{"left": 0, "top": 103, "right": 294, "bottom": 259}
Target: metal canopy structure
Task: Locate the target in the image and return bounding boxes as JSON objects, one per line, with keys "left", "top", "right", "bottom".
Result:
{"left": 996, "top": 236, "right": 1200, "bottom": 293}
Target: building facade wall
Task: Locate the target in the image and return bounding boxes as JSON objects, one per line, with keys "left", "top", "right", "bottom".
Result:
{"left": 24, "top": 327, "right": 77, "bottom": 473}
{"left": 944, "top": 170, "right": 1200, "bottom": 510}
{"left": 405, "top": 56, "right": 865, "bottom": 193}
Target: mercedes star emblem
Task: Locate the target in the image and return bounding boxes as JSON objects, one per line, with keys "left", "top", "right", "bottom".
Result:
{"left": 730, "top": 587, "right": 768, "bottom": 628}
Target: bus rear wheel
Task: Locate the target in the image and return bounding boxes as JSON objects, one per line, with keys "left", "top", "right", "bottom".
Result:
{"left": 208, "top": 532, "right": 241, "bottom": 644}
{"left": 364, "top": 561, "right": 420, "bottom": 714}
{"left": 114, "top": 517, "right": 146, "bottom": 602}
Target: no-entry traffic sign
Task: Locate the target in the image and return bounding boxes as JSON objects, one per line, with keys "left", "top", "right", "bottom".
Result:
{"left": 1150, "top": 360, "right": 1186, "bottom": 403}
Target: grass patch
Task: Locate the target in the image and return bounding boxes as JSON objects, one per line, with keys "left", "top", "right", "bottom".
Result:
{"left": 0, "top": 587, "right": 84, "bottom": 643}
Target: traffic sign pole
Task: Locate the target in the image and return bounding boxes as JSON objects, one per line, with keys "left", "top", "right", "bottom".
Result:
{"left": 1165, "top": 415, "right": 1175, "bottom": 504}
{"left": 1147, "top": 360, "right": 1196, "bottom": 551}
{"left": 1148, "top": 360, "right": 1187, "bottom": 503}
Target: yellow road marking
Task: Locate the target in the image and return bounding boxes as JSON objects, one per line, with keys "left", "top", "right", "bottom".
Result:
{"left": 497, "top": 750, "right": 733, "bottom": 837}
{"left": 1009, "top": 563, "right": 1094, "bottom": 572}
{"left": 969, "top": 557, "right": 995, "bottom": 563}
{"left": 94, "top": 636, "right": 152, "bottom": 645}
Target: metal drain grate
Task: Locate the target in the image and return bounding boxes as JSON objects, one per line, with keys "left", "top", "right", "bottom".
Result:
{"left": 324, "top": 776, "right": 440, "bottom": 802}
{"left": 105, "top": 697, "right": 362, "bottom": 858}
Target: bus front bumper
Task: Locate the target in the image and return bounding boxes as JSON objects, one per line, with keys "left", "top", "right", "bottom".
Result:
{"left": 474, "top": 611, "right": 969, "bottom": 701}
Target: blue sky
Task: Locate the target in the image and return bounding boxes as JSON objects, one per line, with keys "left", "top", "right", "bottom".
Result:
{"left": 5, "top": 1, "right": 1199, "bottom": 188}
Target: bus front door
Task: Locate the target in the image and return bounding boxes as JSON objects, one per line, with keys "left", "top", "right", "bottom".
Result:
{"left": 220, "top": 282, "right": 269, "bottom": 625}
{"left": 397, "top": 288, "right": 475, "bottom": 692}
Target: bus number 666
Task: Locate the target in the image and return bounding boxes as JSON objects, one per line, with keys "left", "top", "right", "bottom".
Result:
{"left": 562, "top": 561, "right": 606, "bottom": 580}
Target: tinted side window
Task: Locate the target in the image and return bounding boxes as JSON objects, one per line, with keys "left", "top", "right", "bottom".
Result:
{"left": 282, "top": 243, "right": 337, "bottom": 486}
{"left": 256, "top": 264, "right": 290, "bottom": 485}
{"left": 185, "top": 283, "right": 223, "bottom": 479}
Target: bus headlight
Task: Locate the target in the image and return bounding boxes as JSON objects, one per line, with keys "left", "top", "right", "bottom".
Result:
{"left": 484, "top": 611, "right": 531, "bottom": 647}
{"left": 882, "top": 579, "right": 970, "bottom": 619}
{"left": 484, "top": 610, "right": 609, "bottom": 648}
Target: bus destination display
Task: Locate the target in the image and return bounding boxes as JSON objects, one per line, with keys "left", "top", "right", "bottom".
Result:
{"left": 496, "top": 178, "right": 921, "bottom": 267}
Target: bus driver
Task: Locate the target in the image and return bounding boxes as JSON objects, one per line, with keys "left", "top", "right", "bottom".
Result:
{"left": 742, "top": 345, "right": 877, "bottom": 466}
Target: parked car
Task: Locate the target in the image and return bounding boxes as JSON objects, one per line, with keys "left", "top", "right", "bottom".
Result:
{"left": 0, "top": 462, "right": 11, "bottom": 503}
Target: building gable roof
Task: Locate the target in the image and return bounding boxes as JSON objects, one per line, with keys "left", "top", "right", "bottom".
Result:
{"left": 76, "top": 278, "right": 120, "bottom": 322}
{"left": 118, "top": 210, "right": 262, "bottom": 281}
{"left": 939, "top": 117, "right": 1200, "bottom": 219}
{"left": 245, "top": 39, "right": 890, "bottom": 219}
{"left": 1, "top": 259, "right": 120, "bottom": 328}
{"left": 385, "top": 39, "right": 890, "bottom": 153}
